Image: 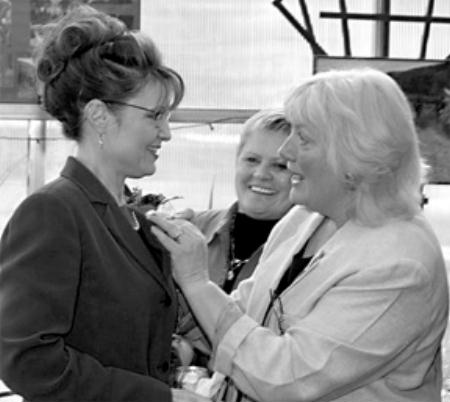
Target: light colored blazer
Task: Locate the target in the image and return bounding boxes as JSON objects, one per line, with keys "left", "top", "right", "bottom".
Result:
{"left": 210, "top": 206, "right": 449, "bottom": 402}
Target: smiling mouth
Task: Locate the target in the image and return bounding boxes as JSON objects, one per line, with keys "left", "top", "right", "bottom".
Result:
{"left": 147, "top": 147, "right": 160, "bottom": 157}
{"left": 249, "top": 185, "right": 276, "bottom": 195}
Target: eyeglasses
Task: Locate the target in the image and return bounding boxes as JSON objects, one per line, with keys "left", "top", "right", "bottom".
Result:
{"left": 103, "top": 100, "right": 172, "bottom": 122}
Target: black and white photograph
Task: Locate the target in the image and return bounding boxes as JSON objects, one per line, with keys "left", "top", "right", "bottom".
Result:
{"left": 1, "top": 1, "right": 449, "bottom": 402}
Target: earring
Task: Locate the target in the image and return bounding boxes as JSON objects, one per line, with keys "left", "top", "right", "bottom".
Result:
{"left": 98, "top": 133, "right": 104, "bottom": 147}
{"left": 344, "top": 173, "right": 357, "bottom": 190}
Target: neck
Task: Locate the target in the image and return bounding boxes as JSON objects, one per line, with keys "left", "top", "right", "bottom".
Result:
{"left": 76, "top": 149, "right": 126, "bottom": 205}
{"left": 236, "top": 210, "right": 279, "bottom": 223}
{"left": 324, "top": 192, "right": 354, "bottom": 229}
{"left": 304, "top": 217, "right": 338, "bottom": 257}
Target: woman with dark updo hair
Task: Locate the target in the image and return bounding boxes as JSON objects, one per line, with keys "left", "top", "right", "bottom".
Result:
{"left": 0, "top": 5, "right": 196, "bottom": 402}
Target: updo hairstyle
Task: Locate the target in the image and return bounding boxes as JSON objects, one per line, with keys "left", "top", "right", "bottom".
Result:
{"left": 36, "top": 5, "right": 184, "bottom": 140}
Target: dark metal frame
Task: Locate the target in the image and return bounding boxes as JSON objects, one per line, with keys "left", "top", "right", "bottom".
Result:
{"left": 273, "top": 0, "right": 450, "bottom": 59}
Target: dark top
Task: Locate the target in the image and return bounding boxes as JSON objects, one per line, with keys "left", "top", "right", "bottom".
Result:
{"left": 232, "top": 212, "right": 278, "bottom": 260}
{"left": 275, "top": 240, "right": 313, "bottom": 295}
{"left": 262, "top": 240, "right": 313, "bottom": 327}
{"left": 223, "top": 212, "right": 278, "bottom": 293}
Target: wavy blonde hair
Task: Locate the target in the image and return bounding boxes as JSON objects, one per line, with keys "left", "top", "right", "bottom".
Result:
{"left": 284, "top": 68, "right": 428, "bottom": 226}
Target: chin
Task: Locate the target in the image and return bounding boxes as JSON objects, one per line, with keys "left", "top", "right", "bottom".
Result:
{"left": 130, "top": 166, "right": 156, "bottom": 179}
{"left": 289, "top": 192, "right": 306, "bottom": 206}
{"left": 245, "top": 205, "right": 278, "bottom": 220}
{"left": 143, "top": 164, "right": 156, "bottom": 176}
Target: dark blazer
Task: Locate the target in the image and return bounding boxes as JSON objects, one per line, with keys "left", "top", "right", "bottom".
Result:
{"left": 0, "top": 157, "right": 177, "bottom": 402}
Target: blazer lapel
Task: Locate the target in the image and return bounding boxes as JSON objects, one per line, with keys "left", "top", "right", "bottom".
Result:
{"left": 60, "top": 157, "right": 174, "bottom": 298}
{"left": 134, "top": 210, "right": 173, "bottom": 281}
{"left": 286, "top": 218, "right": 340, "bottom": 289}
{"left": 101, "top": 205, "right": 175, "bottom": 298}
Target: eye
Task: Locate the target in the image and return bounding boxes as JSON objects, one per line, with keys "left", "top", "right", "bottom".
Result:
{"left": 244, "top": 156, "right": 259, "bottom": 164}
{"left": 149, "top": 109, "right": 171, "bottom": 121}
{"left": 273, "top": 162, "right": 288, "bottom": 171}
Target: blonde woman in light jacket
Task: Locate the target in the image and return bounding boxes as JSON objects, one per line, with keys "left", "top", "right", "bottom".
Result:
{"left": 150, "top": 69, "right": 449, "bottom": 402}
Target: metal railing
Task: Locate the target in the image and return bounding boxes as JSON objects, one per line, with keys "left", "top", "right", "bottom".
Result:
{"left": 0, "top": 105, "right": 257, "bottom": 195}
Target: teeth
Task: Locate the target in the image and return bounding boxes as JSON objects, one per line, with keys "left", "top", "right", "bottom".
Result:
{"left": 148, "top": 147, "right": 160, "bottom": 156}
{"left": 250, "top": 185, "right": 275, "bottom": 195}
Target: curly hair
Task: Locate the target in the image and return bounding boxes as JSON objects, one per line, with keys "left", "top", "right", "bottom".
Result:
{"left": 36, "top": 5, "right": 184, "bottom": 140}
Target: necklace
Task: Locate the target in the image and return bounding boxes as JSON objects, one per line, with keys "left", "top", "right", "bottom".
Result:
{"left": 119, "top": 205, "right": 140, "bottom": 231}
{"left": 228, "top": 257, "right": 249, "bottom": 281}
{"left": 225, "top": 209, "right": 280, "bottom": 289}
{"left": 125, "top": 207, "right": 140, "bottom": 231}
{"left": 130, "top": 209, "right": 140, "bottom": 231}
{"left": 227, "top": 211, "right": 248, "bottom": 282}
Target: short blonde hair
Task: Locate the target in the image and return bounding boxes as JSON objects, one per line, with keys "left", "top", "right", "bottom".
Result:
{"left": 237, "top": 109, "right": 291, "bottom": 156}
{"left": 284, "top": 68, "right": 428, "bottom": 225}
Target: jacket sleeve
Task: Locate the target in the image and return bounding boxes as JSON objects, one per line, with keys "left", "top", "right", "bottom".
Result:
{"left": 175, "top": 208, "right": 226, "bottom": 360}
{"left": 0, "top": 192, "right": 171, "bottom": 402}
{"left": 211, "top": 260, "right": 442, "bottom": 402}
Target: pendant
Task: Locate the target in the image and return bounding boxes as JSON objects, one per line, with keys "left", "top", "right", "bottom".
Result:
{"left": 130, "top": 210, "right": 140, "bottom": 231}
{"left": 227, "top": 258, "right": 249, "bottom": 282}
{"left": 227, "top": 270, "right": 235, "bottom": 281}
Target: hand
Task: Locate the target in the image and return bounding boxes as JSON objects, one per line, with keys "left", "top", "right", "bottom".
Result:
{"left": 172, "top": 334, "right": 195, "bottom": 366}
{"left": 171, "top": 388, "right": 212, "bottom": 402}
{"left": 172, "top": 208, "right": 195, "bottom": 221}
{"left": 146, "top": 212, "right": 209, "bottom": 289}
{"left": 133, "top": 203, "right": 157, "bottom": 215}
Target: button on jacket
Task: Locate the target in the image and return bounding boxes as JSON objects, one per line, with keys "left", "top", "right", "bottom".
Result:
{"left": 0, "top": 157, "right": 177, "bottom": 402}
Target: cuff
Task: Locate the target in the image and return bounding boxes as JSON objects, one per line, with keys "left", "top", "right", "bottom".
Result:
{"left": 211, "top": 304, "right": 258, "bottom": 375}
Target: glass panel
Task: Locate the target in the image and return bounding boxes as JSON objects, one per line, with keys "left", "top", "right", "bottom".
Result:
{"left": 143, "top": 0, "right": 363, "bottom": 109}
{"left": 126, "top": 123, "right": 240, "bottom": 211}
{"left": 0, "top": 121, "right": 241, "bottom": 233}
{"left": 0, "top": 120, "right": 28, "bottom": 230}
{"left": 0, "top": 0, "right": 140, "bottom": 104}
{"left": 389, "top": 0, "right": 450, "bottom": 58}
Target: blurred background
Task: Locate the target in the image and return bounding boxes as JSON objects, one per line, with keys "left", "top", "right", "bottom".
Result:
{"left": 0, "top": 0, "right": 449, "bottom": 400}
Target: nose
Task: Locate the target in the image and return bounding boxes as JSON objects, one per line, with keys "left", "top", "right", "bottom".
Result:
{"left": 157, "top": 120, "right": 171, "bottom": 141}
{"left": 278, "top": 132, "right": 295, "bottom": 161}
{"left": 253, "top": 163, "right": 272, "bottom": 180}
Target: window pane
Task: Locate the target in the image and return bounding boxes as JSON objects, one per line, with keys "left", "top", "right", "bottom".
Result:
{"left": 142, "top": 0, "right": 316, "bottom": 109}
{"left": 389, "top": 0, "right": 450, "bottom": 58}
{"left": 127, "top": 123, "right": 240, "bottom": 211}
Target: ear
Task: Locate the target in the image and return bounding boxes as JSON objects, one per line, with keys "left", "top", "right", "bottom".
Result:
{"left": 83, "top": 99, "right": 110, "bottom": 132}
{"left": 344, "top": 172, "right": 357, "bottom": 191}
